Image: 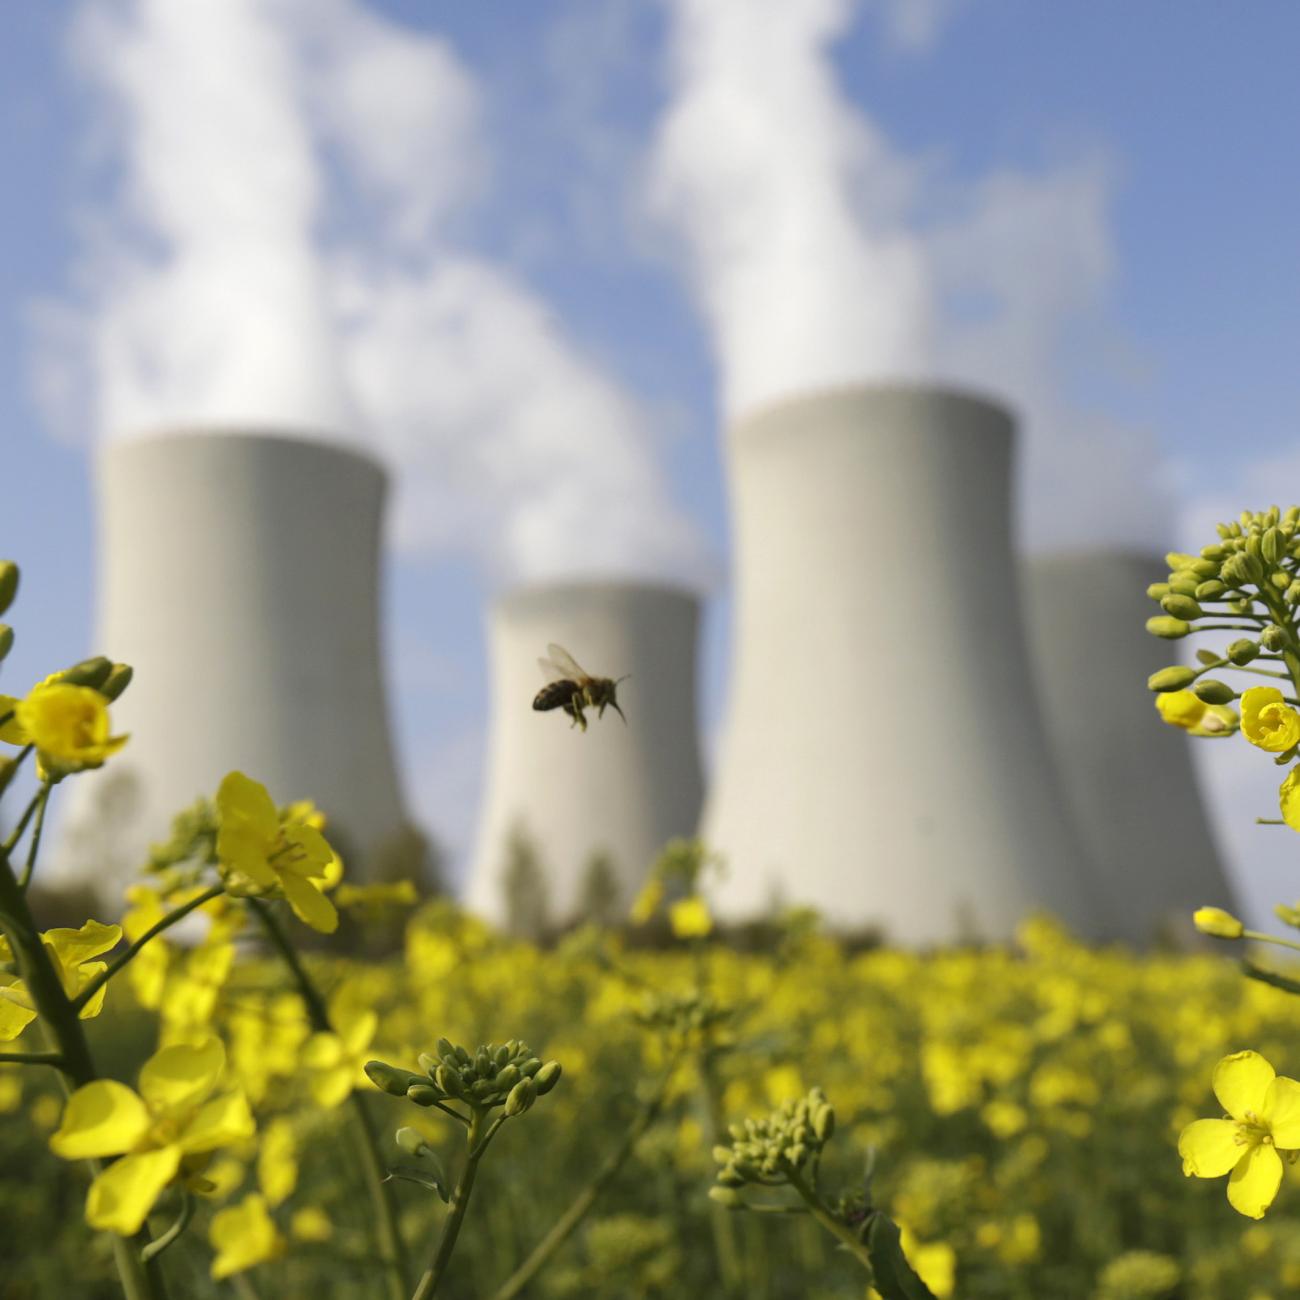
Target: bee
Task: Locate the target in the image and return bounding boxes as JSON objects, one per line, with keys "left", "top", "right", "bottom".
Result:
{"left": 534, "top": 643, "right": 628, "bottom": 732}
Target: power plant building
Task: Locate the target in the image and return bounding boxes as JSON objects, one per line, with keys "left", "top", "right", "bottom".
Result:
{"left": 702, "top": 383, "right": 1103, "bottom": 944}
{"left": 57, "top": 430, "right": 411, "bottom": 898}
{"left": 1024, "top": 548, "right": 1238, "bottom": 942}
{"left": 466, "top": 580, "right": 705, "bottom": 930}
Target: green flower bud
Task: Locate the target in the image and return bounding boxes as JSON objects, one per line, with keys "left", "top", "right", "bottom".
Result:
{"left": 1147, "top": 666, "right": 1199, "bottom": 692}
{"left": 1201, "top": 544, "right": 1227, "bottom": 561}
{"left": 812, "top": 1104, "right": 835, "bottom": 1142}
{"left": 435, "top": 1065, "right": 467, "bottom": 1100}
{"left": 0, "top": 625, "right": 12, "bottom": 662}
{"left": 518, "top": 1057, "right": 542, "bottom": 1078}
{"left": 1165, "top": 551, "right": 1200, "bottom": 572}
{"left": 1161, "top": 594, "right": 1202, "bottom": 620}
{"left": 1287, "top": 582, "right": 1300, "bottom": 606}
{"left": 435, "top": 1038, "right": 455, "bottom": 1061}
{"left": 396, "top": 1127, "right": 434, "bottom": 1159}
{"left": 1195, "top": 580, "right": 1227, "bottom": 601}
{"left": 410, "top": 1083, "right": 449, "bottom": 1107}
{"left": 1168, "top": 574, "right": 1201, "bottom": 597}
{"left": 1223, "top": 552, "right": 1265, "bottom": 587}
{"left": 1228, "top": 639, "right": 1260, "bottom": 665}
{"left": 99, "top": 663, "right": 133, "bottom": 702}
{"left": 493, "top": 1044, "right": 510, "bottom": 1069}
{"left": 709, "top": 1186, "right": 744, "bottom": 1208}
{"left": 474, "top": 1048, "right": 491, "bottom": 1076}
{"left": 534, "top": 1061, "right": 562, "bottom": 1096}
{"left": 1146, "top": 582, "right": 1171, "bottom": 601}
{"left": 495, "top": 1064, "right": 521, "bottom": 1091}
{"left": 1194, "top": 908, "right": 1244, "bottom": 940}
{"left": 1192, "top": 679, "right": 1235, "bottom": 705}
{"left": 365, "top": 1060, "right": 423, "bottom": 1097}
{"left": 1262, "top": 625, "right": 1288, "bottom": 652}
{"left": 1275, "top": 903, "right": 1300, "bottom": 929}
{"left": 53, "top": 656, "right": 114, "bottom": 689}
{"left": 418, "top": 1052, "right": 439, "bottom": 1077}
{"left": 1264, "top": 527, "right": 1285, "bottom": 564}
{"left": 0, "top": 562, "right": 17, "bottom": 617}
{"left": 1146, "top": 616, "right": 1191, "bottom": 640}
{"left": 504, "top": 1078, "right": 537, "bottom": 1117}
{"left": 1246, "top": 532, "right": 1264, "bottom": 560}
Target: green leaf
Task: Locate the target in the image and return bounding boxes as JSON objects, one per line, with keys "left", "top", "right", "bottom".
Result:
{"left": 865, "top": 1212, "right": 939, "bottom": 1300}
{"left": 383, "top": 1163, "right": 450, "bottom": 1202}
{"left": 1242, "top": 961, "right": 1300, "bottom": 997}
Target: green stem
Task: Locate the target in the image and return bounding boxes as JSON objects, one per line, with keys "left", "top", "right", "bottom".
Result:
{"left": 72, "top": 885, "right": 224, "bottom": 1012}
{"left": 411, "top": 1109, "right": 490, "bottom": 1300}
{"left": 16, "top": 780, "right": 51, "bottom": 890}
{"left": 2, "top": 784, "right": 47, "bottom": 857}
{"left": 1234, "top": 665, "right": 1291, "bottom": 680}
{"left": 250, "top": 900, "right": 409, "bottom": 1300}
{"left": 785, "top": 1168, "right": 875, "bottom": 1277}
{"left": 0, "top": 1049, "right": 64, "bottom": 1066}
{"left": 0, "top": 846, "right": 165, "bottom": 1300}
{"left": 0, "top": 743, "right": 33, "bottom": 799}
{"left": 141, "top": 1192, "right": 193, "bottom": 1263}
{"left": 491, "top": 1058, "right": 680, "bottom": 1300}
{"left": 1243, "top": 929, "right": 1300, "bottom": 954}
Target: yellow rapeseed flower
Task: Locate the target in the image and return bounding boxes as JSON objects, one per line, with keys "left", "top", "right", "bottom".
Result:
{"left": 301, "top": 1006, "right": 377, "bottom": 1108}
{"left": 1241, "top": 687, "right": 1300, "bottom": 753}
{"left": 215, "top": 771, "right": 341, "bottom": 933}
{"left": 1278, "top": 768, "right": 1300, "bottom": 833}
{"left": 49, "top": 1036, "right": 255, "bottom": 1235}
{"left": 5, "top": 682, "right": 127, "bottom": 774}
{"left": 0, "top": 920, "right": 123, "bottom": 1040}
{"left": 209, "top": 1193, "right": 285, "bottom": 1278}
{"left": 258, "top": 1118, "right": 298, "bottom": 1207}
{"left": 1154, "top": 690, "right": 1237, "bottom": 737}
{"left": 669, "top": 895, "right": 713, "bottom": 939}
{"left": 1178, "top": 1050, "right": 1300, "bottom": 1218}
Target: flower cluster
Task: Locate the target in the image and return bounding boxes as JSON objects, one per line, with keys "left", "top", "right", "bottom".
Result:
{"left": 714, "top": 1087, "right": 835, "bottom": 1188}
{"left": 368, "top": 1037, "right": 561, "bottom": 1117}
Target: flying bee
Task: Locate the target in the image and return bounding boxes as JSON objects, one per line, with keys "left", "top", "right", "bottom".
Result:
{"left": 534, "top": 643, "right": 628, "bottom": 732}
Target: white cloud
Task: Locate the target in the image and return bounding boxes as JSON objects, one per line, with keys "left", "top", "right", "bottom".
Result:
{"left": 39, "top": 0, "right": 707, "bottom": 585}
{"left": 649, "top": 0, "right": 1168, "bottom": 549}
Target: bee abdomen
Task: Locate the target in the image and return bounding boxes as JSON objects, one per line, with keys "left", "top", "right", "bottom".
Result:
{"left": 534, "top": 680, "right": 579, "bottom": 712}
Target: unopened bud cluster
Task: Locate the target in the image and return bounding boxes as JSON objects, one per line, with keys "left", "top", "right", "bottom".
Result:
{"left": 367, "top": 1038, "right": 561, "bottom": 1117}
{"left": 635, "top": 989, "right": 732, "bottom": 1039}
{"left": 714, "top": 1088, "right": 835, "bottom": 1187}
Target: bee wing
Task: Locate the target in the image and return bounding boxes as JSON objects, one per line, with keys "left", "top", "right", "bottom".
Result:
{"left": 538, "top": 656, "right": 571, "bottom": 683}
{"left": 545, "top": 643, "right": 589, "bottom": 682}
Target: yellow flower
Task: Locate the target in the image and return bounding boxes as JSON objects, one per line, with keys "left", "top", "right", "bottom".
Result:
{"left": 669, "top": 895, "right": 713, "bottom": 939}
{"left": 49, "top": 1036, "right": 255, "bottom": 1235}
{"left": 209, "top": 1193, "right": 284, "bottom": 1279}
{"left": 301, "top": 1006, "right": 377, "bottom": 1108}
{"left": 629, "top": 878, "right": 664, "bottom": 925}
{"left": 1154, "top": 690, "right": 1237, "bottom": 737}
{"left": 11, "top": 682, "right": 127, "bottom": 773}
{"left": 121, "top": 886, "right": 172, "bottom": 1009}
{"left": 1177, "top": 1050, "right": 1300, "bottom": 1218}
{"left": 258, "top": 1118, "right": 298, "bottom": 1207}
{"left": 0, "top": 920, "right": 123, "bottom": 1040}
{"left": 215, "top": 771, "right": 341, "bottom": 933}
{"left": 1241, "top": 687, "right": 1300, "bottom": 753}
{"left": 1278, "top": 768, "right": 1300, "bottom": 833}
{"left": 290, "top": 1205, "right": 333, "bottom": 1242}
{"left": 1194, "top": 907, "right": 1245, "bottom": 940}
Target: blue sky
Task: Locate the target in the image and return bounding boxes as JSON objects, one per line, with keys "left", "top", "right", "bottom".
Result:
{"left": 2, "top": 1, "right": 1298, "bottom": 922}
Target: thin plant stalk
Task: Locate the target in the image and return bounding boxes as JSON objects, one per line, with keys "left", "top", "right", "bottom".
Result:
{"left": 491, "top": 1055, "right": 681, "bottom": 1300}
{"left": 249, "top": 899, "right": 410, "bottom": 1300}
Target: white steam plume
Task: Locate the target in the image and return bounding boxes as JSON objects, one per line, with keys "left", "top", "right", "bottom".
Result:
{"left": 649, "top": 0, "right": 1169, "bottom": 550}
{"left": 41, "top": 0, "right": 705, "bottom": 585}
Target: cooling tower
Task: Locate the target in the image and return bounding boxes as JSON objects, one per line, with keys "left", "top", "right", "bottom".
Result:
{"left": 1024, "top": 549, "right": 1237, "bottom": 942}
{"left": 465, "top": 581, "right": 705, "bottom": 929}
{"left": 58, "top": 430, "right": 410, "bottom": 896}
{"left": 703, "top": 384, "right": 1102, "bottom": 944}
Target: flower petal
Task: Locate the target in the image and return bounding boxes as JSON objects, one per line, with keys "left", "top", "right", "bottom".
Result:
{"left": 210, "top": 1193, "right": 285, "bottom": 1279}
{"left": 1178, "top": 1118, "right": 1242, "bottom": 1178}
{"left": 280, "top": 873, "right": 338, "bottom": 934}
{"left": 216, "top": 771, "right": 279, "bottom": 839}
{"left": 1264, "top": 1075, "right": 1300, "bottom": 1148}
{"left": 1228, "top": 1143, "right": 1283, "bottom": 1219}
{"left": 43, "top": 920, "right": 123, "bottom": 968}
{"left": 301, "top": 1032, "right": 344, "bottom": 1072}
{"left": 176, "top": 1089, "right": 255, "bottom": 1154}
{"left": 215, "top": 826, "right": 278, "bottom": 887}
{"left": 139, "top": 1037, "right": 225, "bottom": 1115}
{"left": 86, "top": 1146, "right": 182, "bottom": 1236}
{"left": 0, "top": 981, "right": 37, "bottom": 1041}
{"left": 50, "top": 1080, "right": 150, "bottom": 1160}
{"left": 1214, "top": 1051, "right": 1275, "bottom": 1120}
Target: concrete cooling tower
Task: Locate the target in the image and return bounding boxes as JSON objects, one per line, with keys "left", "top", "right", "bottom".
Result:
{"left": 466, "top": 581, "right": 704, "bottom": 930}
{"left": 1024, "top": 549, "right": 1237, "bottom": 942}
{"left": 703, "top": 384, "right": 1102, "bottom": 944}
{"left": 58, "top": 430, "right": 410, "bottom": 898}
